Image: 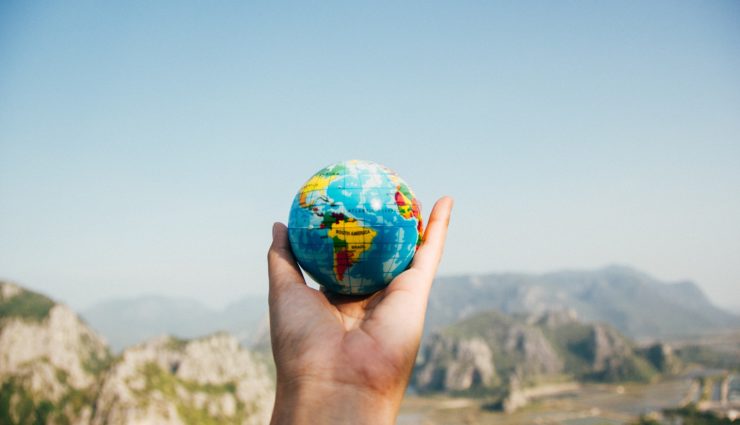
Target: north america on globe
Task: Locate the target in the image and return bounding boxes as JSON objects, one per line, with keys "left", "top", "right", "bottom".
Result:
{"left": 288, "top": 160, "right": 423, "bottom": 295}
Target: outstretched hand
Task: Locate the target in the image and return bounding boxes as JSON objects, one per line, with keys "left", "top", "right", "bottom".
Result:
{"left": 267, "top": 196, "right": 453, "bottom": 425}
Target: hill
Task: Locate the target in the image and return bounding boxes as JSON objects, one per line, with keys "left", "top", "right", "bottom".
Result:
{"left": 0, "top": 281, "right": 274, "bottom": 425}
{"left": 1, "top": 282, "right": 111, "bottom": 424}
{"left": 425, "top": 266, "right": 739, "bottom": 340}
{"left": 91, "top": 334, "right": 273, "bottom": 425}
{"left": 414, "top": 309, "right": 679, "bottom": 412}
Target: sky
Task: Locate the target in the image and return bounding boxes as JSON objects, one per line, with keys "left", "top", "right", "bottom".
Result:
{"left": 1, "top": 1, "right": 739, "bottom": 310}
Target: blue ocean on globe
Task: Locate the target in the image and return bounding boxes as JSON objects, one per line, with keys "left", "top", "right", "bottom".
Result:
{"left": 288, "top": 160, "right": 424, "bottom": 295}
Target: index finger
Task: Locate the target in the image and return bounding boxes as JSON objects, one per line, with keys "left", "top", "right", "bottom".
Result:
{"left": 409, "top": 196, "right": 453, "bottom": 279}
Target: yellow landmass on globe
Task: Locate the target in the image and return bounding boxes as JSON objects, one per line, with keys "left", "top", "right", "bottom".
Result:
{"left": 327, "top": 218, "right": 377, "bottom": 281}
{"left": 298, "top": 173, "right": 339, "bottom": 208}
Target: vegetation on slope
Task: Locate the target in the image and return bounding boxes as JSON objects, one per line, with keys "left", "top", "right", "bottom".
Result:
{"left": 0, "top": 367, "right": 96, "bottom": 425}
{"left": 0, "top": 287, "right": 55, "bottom": 322}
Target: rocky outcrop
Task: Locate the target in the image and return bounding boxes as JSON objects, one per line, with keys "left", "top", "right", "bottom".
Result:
{"left": 0, "top": 281, "right": 110, "bottom": 424}
{"left": 1, "top": 281, "right": 275, "bottom": 425}
{"left": 414, "top": 311, "right": 566, "bottom": 394}
{"left": 587, "top": 324, "right": 632, "bottom": 376}
{"left": 415, "top": 335, "right": 496, "bottom": 391}
{"left": 504, "top": 324, "right": 563, "bottom": 377}
{"left": 0, "top": 304, "right": 109, "bottom": 389}
{"left": 501, "top": 375, "right": 527, "bottom": 414}
{"left": 638, "top": 342, "right": 681, "bottom": 375}
{"left": 414, "top": 308, "right": 660, "bottom": 411}
{"left": 91, "top": 334, "right": 274, "bottom": 425}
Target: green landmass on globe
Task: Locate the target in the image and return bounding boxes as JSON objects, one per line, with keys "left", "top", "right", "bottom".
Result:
{"left": 288, "top": 160, "right": 424, "bottom": 295}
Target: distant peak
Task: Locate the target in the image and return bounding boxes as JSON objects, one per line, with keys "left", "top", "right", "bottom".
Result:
{"left": 600, "top": 264, "right": 642, "bottom": 274}
{"left": 596, "top": 264, "right": 647, "bottom": 276}
{"left": 529, "top": 309, "right": 579, "bottom": 327}
{"left": 0, "top": 281, "right": 23, "bottom": 301}
{"left": 0, "top": 281, "right": 57, "bottom": 322}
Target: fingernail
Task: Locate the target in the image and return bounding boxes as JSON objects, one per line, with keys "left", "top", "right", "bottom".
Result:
{"left": 272, "top": 223, "right": 279, "bottom": 240}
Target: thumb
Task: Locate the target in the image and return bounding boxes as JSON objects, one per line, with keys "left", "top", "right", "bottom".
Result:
{"left": 267, "top": 223, "right": 306, "bottom": 297}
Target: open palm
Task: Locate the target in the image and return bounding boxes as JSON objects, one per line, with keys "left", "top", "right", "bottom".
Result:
{"left": 267, "top": 197, "right": 453, "bottom": 423}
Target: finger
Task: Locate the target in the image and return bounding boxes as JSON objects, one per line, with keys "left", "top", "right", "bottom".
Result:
{"left": 362, "top": 197, "right": 452, "bottom": 346}
{"left": 267, "top": 222, "right": 306, "bottom": 296}
{"left": 409, "top": 196, "right": 453, "bottom": 279}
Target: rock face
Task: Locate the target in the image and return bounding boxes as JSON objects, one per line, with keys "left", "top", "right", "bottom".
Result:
{"left": 415, "top": 335, "right": 496, "bottom": 391}
{"left": 1, "top": 281, "right": 275, "bottom": 425}
{"left": 414, "top": 309, "right": 660, "bottom": 403}
{"left": 0, "top": 281, "right": 110, "bottom": 424}
{"left": 503, "top": 324, "right": 563, "bottom": 377}
{"left": 638, "top": 342, "right": 682, "bottom": 375}
{"left": 588, "top": 324, "right": 634, "bottom": 378}
{"left": 91, "top": 334, "right": 274, "bottom": 425}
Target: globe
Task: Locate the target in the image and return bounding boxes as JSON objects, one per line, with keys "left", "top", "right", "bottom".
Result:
{"left": 288, "top": 160, "right": 423, "bottom": 295}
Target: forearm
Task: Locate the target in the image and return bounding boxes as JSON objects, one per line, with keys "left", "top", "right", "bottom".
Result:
{"left": 270, "top": 379, "right": 400, "bottom": 425}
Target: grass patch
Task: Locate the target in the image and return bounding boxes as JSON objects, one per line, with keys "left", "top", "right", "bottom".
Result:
{"left": 79, "top": 333, "right": 112, "bottom": 376}
{"left": 0, "top": 290, "right": 55, "bottom": 322}
{"left": 0, "top": 372, "right": 95, "bottom": 425}
{"left": 134, "top": 362, "right": 250, "bottom": 425}
{"left": 165, "top": 336, "right": 189, "bottom": 351}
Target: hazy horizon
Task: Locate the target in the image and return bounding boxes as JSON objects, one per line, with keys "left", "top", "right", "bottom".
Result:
{"left": 1, "top": 264, "right": 736, "bottom": 313}
{"left": 2, "top": 2, "right": 739, "bottom": 310}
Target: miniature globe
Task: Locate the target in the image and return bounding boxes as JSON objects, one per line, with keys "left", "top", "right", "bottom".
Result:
{"left": 288, "top": 160, "right": 423, "bottom": 295}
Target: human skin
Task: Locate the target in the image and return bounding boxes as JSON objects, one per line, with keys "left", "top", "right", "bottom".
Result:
{"left": 267, "top": 196, "right": 453, "bottom": 425}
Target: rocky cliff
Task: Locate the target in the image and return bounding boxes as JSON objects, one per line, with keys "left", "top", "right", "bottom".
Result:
{"left": 414, "top": 309, "right": 669, "bottom": 400}
{"left": 0, "top": 281, "right": 110, "bottom": 424}
{"left": 0, "top": 281, "right": 274, "bottom": 425}
{"left": 91, "top": 334, "right": 274, "bottom": 425}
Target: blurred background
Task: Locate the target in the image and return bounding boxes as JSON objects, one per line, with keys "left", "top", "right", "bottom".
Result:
{"left": 1, "top": 1, "right": 738, "bottom": 424}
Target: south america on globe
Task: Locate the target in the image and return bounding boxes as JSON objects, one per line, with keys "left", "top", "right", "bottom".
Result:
{"left": 288, "top": 160, "right": 424, "bottom": 295}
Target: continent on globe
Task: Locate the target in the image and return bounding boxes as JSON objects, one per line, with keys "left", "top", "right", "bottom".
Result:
{"left": 391, "top": 175, "right": 423, "bottom": 245}
{"left": 288, "top": 160, "right": 423, "bottom": 295}
{"left": 298, "top": 170, "right": 340, "bottom": 208}
{"left": 325, "top": 215, "right": 377, "bottom": 281}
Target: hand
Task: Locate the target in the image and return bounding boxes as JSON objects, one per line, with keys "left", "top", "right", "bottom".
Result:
{"left": 267, "top": 196, "right": 453, "bottom": 425}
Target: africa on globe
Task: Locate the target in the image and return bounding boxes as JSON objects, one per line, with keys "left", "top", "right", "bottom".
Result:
{"left": 288, "top": 160, "right": 423, "bottom": 295}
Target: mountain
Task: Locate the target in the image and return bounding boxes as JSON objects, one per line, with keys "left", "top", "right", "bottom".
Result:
{"left": 425, "top": 266, "right": 739, "bottom": 340}
{"left": 0, "top": 281, "right": 274, "bottom": 425}
{"left": 91, "top": 334, "right": 274, "bottom": 425}
{"left": 1, "top": 281, "right": 111, "bottom": 424}
{"left": 415, "top": 309, "right": 665, "bottom": 392}
{"left": 82, "top": 266, "right": 737, "bottom": 352}
{"left": 413, "top": 309, "right": 678, "bottom": 412}
{"left": 82, "top": 295, "right": 267, "bottom": 352}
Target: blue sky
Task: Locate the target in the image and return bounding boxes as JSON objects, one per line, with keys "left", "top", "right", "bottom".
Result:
{"left": 1, "top": 1, "right": 739, "bottom": 309}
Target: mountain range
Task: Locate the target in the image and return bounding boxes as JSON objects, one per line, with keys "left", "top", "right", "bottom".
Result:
{"left": 2, "top": 267, "right": 738, "bottom": 423}
{"left": 425, "top": 265, "right": 739, "bottom": 340}
{"left": 79, "top": 266, "right": 739, "bottom": 352}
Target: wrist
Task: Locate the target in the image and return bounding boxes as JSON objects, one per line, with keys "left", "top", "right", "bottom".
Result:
{"left": 271, "top": 377, "right": 400, "bottom": 425}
